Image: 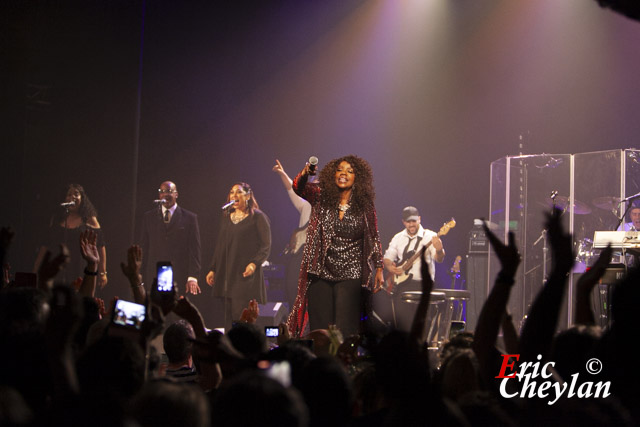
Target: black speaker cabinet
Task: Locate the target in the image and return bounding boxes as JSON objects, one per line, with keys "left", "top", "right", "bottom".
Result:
{"left": 465, "top": 253, "right": 488, "bottom": 333}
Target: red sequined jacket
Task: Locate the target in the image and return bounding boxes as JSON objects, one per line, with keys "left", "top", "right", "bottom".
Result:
{"left": 286, "top": 172, "right": 383, "bottom": 337}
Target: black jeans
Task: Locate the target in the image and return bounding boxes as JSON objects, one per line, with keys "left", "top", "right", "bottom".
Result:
{"left": 307, "top": 277, "right": 361, "bottom": 337}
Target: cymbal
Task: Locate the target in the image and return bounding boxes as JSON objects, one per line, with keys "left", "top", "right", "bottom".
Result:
{"left": 545, "top": 196, "right": 591, "bottom": 215}
{"left": 592, "top": 196, "right": 620, "bottom": 211}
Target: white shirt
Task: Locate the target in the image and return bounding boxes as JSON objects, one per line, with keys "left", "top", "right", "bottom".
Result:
{"left": 286, "top": 188, "right": 311, "bottom": 228}
{"left": 384, "top": 225, "right": 437, "bottom": 281}
{"left": 162, "top": 204, "right": 177, "bottom": 222}
{"left": 617, "top": 222, "right": 637, "bottom": 231}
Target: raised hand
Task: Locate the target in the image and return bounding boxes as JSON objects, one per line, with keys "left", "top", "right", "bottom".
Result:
{"left": 120, "top": 245, "right": 143, "bottom": 285}
{"left": 173, "top": 296, "right": 207, "bottom": 337}
{"left": 420, "top": 248, "right": 434, "bottom": 296}
{"left": 120, "top": 245, "right": 145, "bottom": 303}
{"left": 577, "top": 244, "right": 612, "bottom": 294}
{"left": 299, "top": 161, "right": 312, "bottom": 177}
{"left": 272, "top": 159, "right": 285, "bottom": 175}
{"left": 409, "top": 250, "right": 435, "bottom": 344}
{"left": 239, "top": 299, "right": 259, "bottom": 323}
{"left": 38, "top": 244, "right": 70, "bottom": 289}
{"left": 482, "top": 221, "right": 520, "bottom": 280}
{"left": 79, "top": 229, "right": 100, "bottom": 268}
{"left": 546, "top": 208, "right": 574, "bottom": 274}
{"left": 94, "top": 297, "right": 106, "bottom": 319}
{"left": 174, "top": 295, "right": 199, "bottom": 319}
{"left": 150, "top": 277, "right": 177, "bottom": 315}
{"left": 140, "top": 303, "right": 165, "bottom": 344}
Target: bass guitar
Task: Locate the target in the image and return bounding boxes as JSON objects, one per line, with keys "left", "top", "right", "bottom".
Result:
{"left": 387, "top": 219, "right": 456, "bottom": 291}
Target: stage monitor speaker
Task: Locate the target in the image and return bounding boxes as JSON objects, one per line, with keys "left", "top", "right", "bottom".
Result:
{"left": 256, "top": 302, "right": 288, "bottom": 328}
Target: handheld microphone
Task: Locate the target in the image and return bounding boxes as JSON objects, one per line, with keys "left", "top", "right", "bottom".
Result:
{"left": 153, "top": 199, "right": 167, "bottom": 204}
{"left": 308, "top": 156, "right": 319, "bottom": 175}
{"left": 221, "top": 200, "right": 236, "bottom": 211}
{"left": 60, "top": 201, "right": 75, "bottom": 207}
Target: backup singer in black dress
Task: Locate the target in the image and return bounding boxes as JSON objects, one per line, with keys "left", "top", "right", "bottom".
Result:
{"left": 36, "top": 184, "right": 108, "bottom": 287}
{"left": 287, "top": 155, "right": 384, "bottom": 337}
{"left": 206, "top": 183, "right": 271, "bottom": 329}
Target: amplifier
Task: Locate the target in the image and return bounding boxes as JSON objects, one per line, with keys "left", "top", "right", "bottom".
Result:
{"left": 468, "top": 229, "right": 488, "bottom": 253}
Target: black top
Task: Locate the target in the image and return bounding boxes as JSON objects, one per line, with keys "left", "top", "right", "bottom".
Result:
{"left": 319, "top": 208, "right": 364, "bottom": 281}
{"left": 210, "top": 209, "right": 271, "bottom": 304}
{"left": 43, "top": 224, "right": 106, "bottom": 283}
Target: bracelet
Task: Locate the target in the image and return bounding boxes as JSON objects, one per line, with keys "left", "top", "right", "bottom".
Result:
{"left": 84, "top": 268, "right": 98, "bottom": 276}
{"left": 100, "top": 272, "right": 108, "bottom": 276}
{"left": 131, "top": 282, "right": 144, "bottom": 288}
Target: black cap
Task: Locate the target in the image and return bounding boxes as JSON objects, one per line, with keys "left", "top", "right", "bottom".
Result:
{"left": 402, "top": 206, "right": 420, "bottom": 222}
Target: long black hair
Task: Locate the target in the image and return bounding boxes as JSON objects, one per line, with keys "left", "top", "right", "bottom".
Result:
{"left": 317, "top": 155, "right": 375, "bottom": 210}
{"left": 53, "top": 183, "right": 98, "bottom": 225}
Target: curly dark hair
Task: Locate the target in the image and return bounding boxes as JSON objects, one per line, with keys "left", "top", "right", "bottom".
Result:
{"left": 225, "top": 182, "right": 260, "bottom": 215}
{"left": 53, "top": 183, "right": 98, "bottom": 225}
{"left": 318, "top": 155, "right": 375, "bottom": 210}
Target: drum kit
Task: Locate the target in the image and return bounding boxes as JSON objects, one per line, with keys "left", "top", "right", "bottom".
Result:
{"left": 541, "top": 194, "right": 627, "bottom": 269}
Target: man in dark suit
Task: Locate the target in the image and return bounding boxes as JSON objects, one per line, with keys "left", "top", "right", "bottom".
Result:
{"left": 140, "top": 181, "right": 202, "bottom": 295}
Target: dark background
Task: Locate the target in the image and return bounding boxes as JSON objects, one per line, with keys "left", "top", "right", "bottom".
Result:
{"left": 3, "top": 0, "right": 640, "bottom": 323}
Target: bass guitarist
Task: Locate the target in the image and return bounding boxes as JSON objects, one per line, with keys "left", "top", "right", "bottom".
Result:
{"left": 383, "top": 206, "right": 445, "bottom": 331}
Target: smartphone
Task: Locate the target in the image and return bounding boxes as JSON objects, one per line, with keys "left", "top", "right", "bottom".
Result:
{"left": 112, "top": 299, "right": 146, "bottom": 330}
{"left": 156, "top": 261, "right": 173, "bottom": 292}
{"left": 265, "top": 326, "right": 279, "bottom": 337}
{"left": 449, "top": 320, "right": 466, "bottom": 339}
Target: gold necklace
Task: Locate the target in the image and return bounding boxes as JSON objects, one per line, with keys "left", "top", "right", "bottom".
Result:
{"left": 231, "top": 210, "right": 248, "bottom": 224}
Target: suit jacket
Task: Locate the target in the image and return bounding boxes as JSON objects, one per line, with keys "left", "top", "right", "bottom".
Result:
{"left": 140, "top": 205, "right": 201, "bottom": 289}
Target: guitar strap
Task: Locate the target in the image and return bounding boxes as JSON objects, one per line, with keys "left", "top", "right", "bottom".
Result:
{"left": 401, "top": 233, "right": 422, "bottom": 263}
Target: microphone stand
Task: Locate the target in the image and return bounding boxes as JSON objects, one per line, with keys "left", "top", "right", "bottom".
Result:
{"left": 616, "top": 193, "right": 640, "bottom": 229}
{"left": 616, "top": 202, "right": 633, "bottom": 231}
{"left": 533, "top": 230, "right": 548, "bottom": 284}
{"left": 535, "top": 190, "right": 557, "bottom": 285}
{"left": 223, "top": 209, "right": 231, "bottom": 332}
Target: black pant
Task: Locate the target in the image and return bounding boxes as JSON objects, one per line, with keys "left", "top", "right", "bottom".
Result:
{"left": 307, "top": 278, "right": 361, "bottom": 337}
